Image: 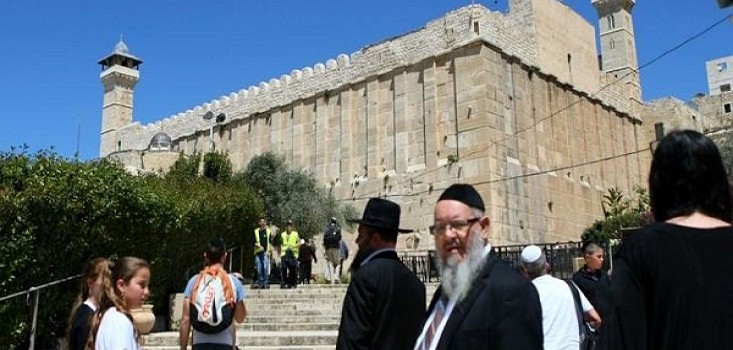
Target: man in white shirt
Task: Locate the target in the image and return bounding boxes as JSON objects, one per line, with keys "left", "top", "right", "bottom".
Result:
{"left": 520, "top": 245, "right": 601, "bottom": 350}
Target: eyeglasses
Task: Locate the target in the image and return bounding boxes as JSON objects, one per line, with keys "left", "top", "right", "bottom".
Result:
{"left": 429, "top": 217, "right": 481, "bottom": 236}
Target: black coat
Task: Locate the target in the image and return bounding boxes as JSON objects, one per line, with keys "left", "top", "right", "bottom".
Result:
{"left": 598, "top": 223, "right": 733, "bottom": 350}
{"left": 427, "top": 250, "right": 543, "bottom": 350}
{"left": 336, "top": 250, "right": 426, "bottom": 350}
{"left": 68, "top": 303, "right": 94, "bottom": 350}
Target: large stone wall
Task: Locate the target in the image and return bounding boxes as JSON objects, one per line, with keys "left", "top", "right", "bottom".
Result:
{"left": 522, "top": 0, "right": 601, "bottom": 95}
{"left": 110, "top": 1, "right": 650, "bottom": 246}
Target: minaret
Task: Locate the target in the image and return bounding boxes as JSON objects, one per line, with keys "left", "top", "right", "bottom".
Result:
{"left": 98, "top": 39, "right": 142, "bottom": 157}
{"left": 592, "top": 0, "right": 641, "bottom": 103}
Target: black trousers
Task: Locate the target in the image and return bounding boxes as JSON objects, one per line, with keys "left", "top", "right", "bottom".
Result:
{"left": 299, "top": 260, "right": 313, "bottom": 284}
{"left": 282, "top": 257, "right": 298, "bottom": 286}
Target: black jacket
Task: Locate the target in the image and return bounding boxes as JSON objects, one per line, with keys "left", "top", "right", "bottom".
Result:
{"left": 427, "top": 250, "right": 543, "bottom": 350}
{"left": 68, "top": 303, "right": 94, "bottom": 350}
{"left": 337, "top": 250, "right": 426, "bottom": 350}
{"left": 323, "top": 225, "right": 342, "bottom": 249}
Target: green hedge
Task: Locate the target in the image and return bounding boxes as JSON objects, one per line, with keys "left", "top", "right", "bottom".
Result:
{"left": 0, "top": 149, "right": 354, "bottom": 348}
{"left": 0, "top": 150, "right": 260, "bottom": 348}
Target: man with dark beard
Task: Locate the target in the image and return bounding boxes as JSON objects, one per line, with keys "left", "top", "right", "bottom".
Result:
{"left": 413, "top": 184, "right": 543, "bottom": 350}
{"left": 337, "top": 198, "right": 426, "bottom": 350}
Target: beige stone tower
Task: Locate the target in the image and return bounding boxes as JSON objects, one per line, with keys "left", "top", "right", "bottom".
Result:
{"left": 593, "top": 0, "right": 641, "bottom": 103}
{"left": 98, "top": 40, "right": 142, "bottom": 157}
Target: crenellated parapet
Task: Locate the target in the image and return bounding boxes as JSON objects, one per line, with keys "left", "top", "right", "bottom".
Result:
{"left": 117, "top": 4, "right": 546, "bottom": 151}
{"left": 114, "top": 1, "right": 641, "bottom": 163}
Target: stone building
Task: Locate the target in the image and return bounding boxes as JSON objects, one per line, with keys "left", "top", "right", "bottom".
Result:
{"left": 706, "top": 56, "right": 733, "bottom": 96}
{"left": 100, "top": 0, "right": 654, "bottom": 246}
{"left": 692, "top": 55, "right": 733, "bottom": 132}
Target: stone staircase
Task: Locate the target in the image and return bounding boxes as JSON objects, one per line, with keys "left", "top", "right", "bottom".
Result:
{"left": 142, "top": 282, "right": 439, "bottom": 349}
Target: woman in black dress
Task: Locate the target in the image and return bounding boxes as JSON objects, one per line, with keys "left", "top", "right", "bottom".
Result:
{"left": 600, "top": 130, "right": 733, "bottom": 349}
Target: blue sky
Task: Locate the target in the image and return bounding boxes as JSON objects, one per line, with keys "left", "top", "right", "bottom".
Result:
{"left": 1, "top": 1, "right": 731, "bottom": 160}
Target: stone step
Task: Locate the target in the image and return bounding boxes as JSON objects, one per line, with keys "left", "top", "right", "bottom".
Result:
{"left": 242, "top": 347, "right": 334, "bottom": 350}
{"left": 245, "top": 302, "right": 343, "bottom": 309}
{"left": 245, "top": 315, "right": 340, "bottom": 324}
{"left": 144, "top": 330, "right": 337, "bottom": 347}
{"left": 247, "top": 298, "right": 344, "bottom": 304}
{"left": 247, "top": 307, "right": 340, "bottom": 317}
{"left": 144, "top": 346, "right": 334, "bottom": 350}
{"left": 155, "top": 282, "right": 440, "bottom": 349}
{"left": 246, "top": 303, "right": 343, "bottom": 312}
{"left": 275, "top": 283, "right": 347, "bottom": 289}
{"left": 249, "top": 283, "right": 348, "bottom": 288}
{"left": 245, "top": 289, "right": 347, "bottom": 298}
{"left": 237, "top": 322, "right": 338, "bottom": 332}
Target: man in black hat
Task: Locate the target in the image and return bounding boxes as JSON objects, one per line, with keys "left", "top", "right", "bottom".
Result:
{"left": 413, "top": 184, "right": 543, "bottom": 350}
{"left": 336, "top": 198, "right": 426, "bottom": 350}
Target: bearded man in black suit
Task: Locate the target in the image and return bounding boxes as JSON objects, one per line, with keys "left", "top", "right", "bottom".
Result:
{"left": 413, "top": 184, "right": 543, "bottom": 350}
{"left": 336, "top": 198, "right": 426, "bottom": 350}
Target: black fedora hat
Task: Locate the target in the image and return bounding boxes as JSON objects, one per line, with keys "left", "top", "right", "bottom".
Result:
{"left": 348, "top": 198, "right": 413, "bottom": 234}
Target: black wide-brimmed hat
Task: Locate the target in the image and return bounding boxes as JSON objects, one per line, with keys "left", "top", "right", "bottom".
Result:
{"left": 348, "top": 198, "right": 413, "bottom": 234}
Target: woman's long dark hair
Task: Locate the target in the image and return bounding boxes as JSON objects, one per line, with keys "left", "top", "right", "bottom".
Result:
{"left": 649, "top": 129, "right": 732, "bottom": 223}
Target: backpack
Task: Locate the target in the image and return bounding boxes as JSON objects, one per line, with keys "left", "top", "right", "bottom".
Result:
{"left": 189, "top": 266, "right": 235, "bottom": 334}
{"left": 566, "top": 280, "right": 596, "bottom": 350}
{"left": 323, "top": 226, "right": 340, "bottom": 247}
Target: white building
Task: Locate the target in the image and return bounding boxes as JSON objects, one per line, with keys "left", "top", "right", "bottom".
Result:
{"left": 706, "top": 55, "right": 733, "bottom": 96}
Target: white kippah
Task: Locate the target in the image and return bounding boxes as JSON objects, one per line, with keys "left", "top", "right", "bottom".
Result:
{"left": 521, "top": 245, "right": 542, "bottom": 263}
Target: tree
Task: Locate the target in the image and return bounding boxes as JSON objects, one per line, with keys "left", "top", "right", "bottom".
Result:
{"left": 601, "top": 187, "right": 628, "bottom": 218}
{"left": 0, "top": 149, "right": 353, "bottom": 348}
{"left": 238, "top": 152, "right": 356, "bottom": 239}
{"left": 581, "top": 186, "right": 651, "bottom": 243}
{"left": 202, "top": 151, "right": 232, "bottom": 183}
{"left": 0, "top": 149, "right": 261, "bottom": 348}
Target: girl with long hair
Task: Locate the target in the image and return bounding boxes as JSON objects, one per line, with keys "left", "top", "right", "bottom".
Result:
{"left": 66, "top": 258, "right": 112, "bottom": 350}
{"left": 90, "top": 257, "right": 150, "bottom": 350}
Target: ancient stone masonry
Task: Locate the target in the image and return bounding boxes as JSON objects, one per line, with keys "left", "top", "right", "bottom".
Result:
{"left": 105, "top": 0, "right": 651, "bottom": 247}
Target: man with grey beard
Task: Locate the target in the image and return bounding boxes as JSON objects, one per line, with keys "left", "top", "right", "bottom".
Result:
{"left": 413, "top": 184, "right": 543, "bottom": 350}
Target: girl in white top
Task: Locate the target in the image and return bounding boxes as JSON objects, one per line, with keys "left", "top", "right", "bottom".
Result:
{"left": 92, "top": 257, "right": 151, "bottom": 350}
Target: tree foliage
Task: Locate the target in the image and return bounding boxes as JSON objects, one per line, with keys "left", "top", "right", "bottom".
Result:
{"left": 0, "top": 149, "right": 354, "bottom": 348}
{"left": 581, "top": 186, "right": 652, "bottom": 243}
{"left": 202, "top": 151, "right": 233, "bottom": 183}
{"left": 238, "top": 152, "right": 357, "bottom": 239}
{"left": 0, "top": 150, "right": 260, "bottom": 348}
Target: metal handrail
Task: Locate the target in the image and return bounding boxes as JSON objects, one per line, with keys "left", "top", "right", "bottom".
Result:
{"left": 0, "top": 274, "right": 81, "bottom": 350}
{"left": 0, "top": 274, "right": 80, "bottom": 302}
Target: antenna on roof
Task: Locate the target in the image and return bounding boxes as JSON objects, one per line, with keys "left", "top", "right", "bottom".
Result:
{"left": 75, "top": 120, "right": 81, "bottom": 160}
